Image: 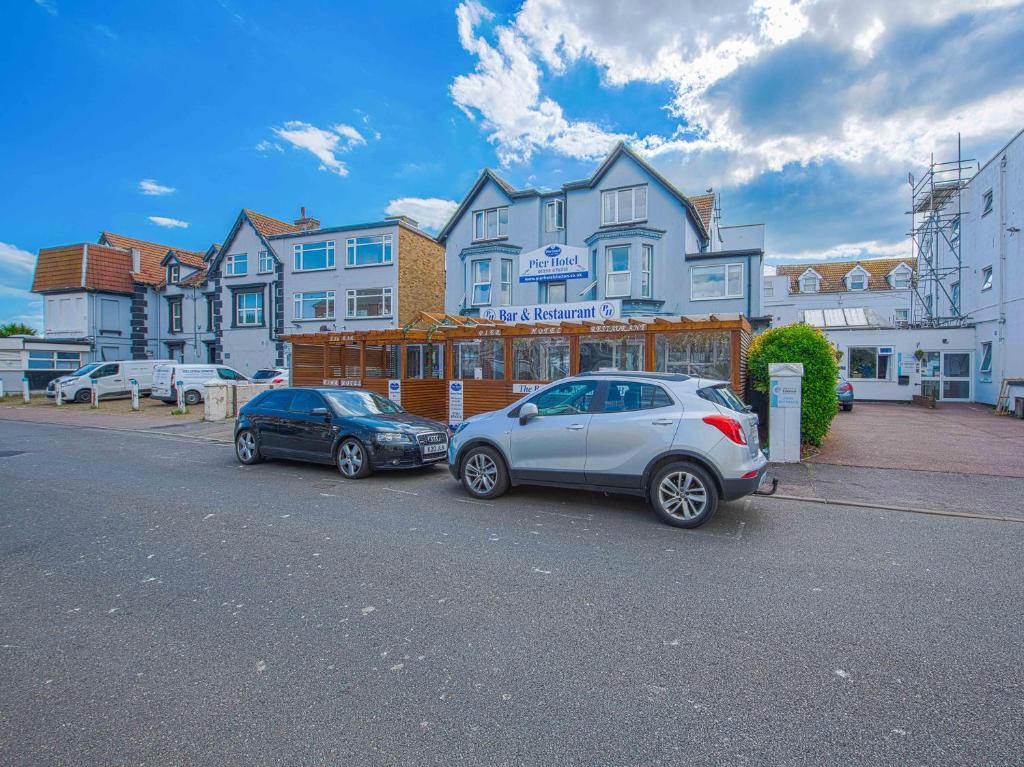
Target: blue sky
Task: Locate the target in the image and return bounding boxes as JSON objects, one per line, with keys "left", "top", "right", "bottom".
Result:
{"left": 2, "top": 0, "right": 1024, "bottom": 328}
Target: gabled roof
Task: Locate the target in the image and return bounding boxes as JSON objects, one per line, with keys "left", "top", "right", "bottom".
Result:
{"left": 775, "top": 258, "right": 917, "bottom": 294}
{"left": 210, "top": 209, "right": 297, "bottom": 274}
{"left": 437, "top": 142, "right": 712, "bottom": 242}
{"left": 99, "top": 232, "right": 204, "bottom": 286}
{"left": 160, "top": 248, "right": 207, "bottom": 269}
{"left": 245, "top": 209, "right": 300, "bottom": 238}
{"left": 180, "top": 268, "right": 209, "bottom": 287}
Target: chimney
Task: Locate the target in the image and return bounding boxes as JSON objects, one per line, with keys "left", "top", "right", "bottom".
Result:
{"left": 294, "top": 206, "right": 320, "bottom": 231}
{"left": 130, "top": 247, "right": 141, "bottom": 273}
{"left": 384, "top": 214, "right": 419, "bottom": 229}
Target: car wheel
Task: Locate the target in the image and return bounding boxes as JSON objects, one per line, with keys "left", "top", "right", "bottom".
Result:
{"left": 235, "top": 429, "right": 263, "bottom": 465}
{"left": 651, "top": 462, "right": 719, "bottom": 528}
{"left": 460, "top": 446, "right": 509, "bottom": 500}
{"left": 183, "top": 389, "right": 202, "bottom": 406}
{"left": 74, "top": 389, "right": 91, "bottom": 404}
{"left": 842, "top": 402, "right": 853, "bottom": 412}
{"left": 337, "top": 438, "right": 371, "bottom": 479}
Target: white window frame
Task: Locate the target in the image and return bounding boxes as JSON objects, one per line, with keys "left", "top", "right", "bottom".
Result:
{"left": 763, "top": 277, "right": 774, "bottom": 298}
{"left": 293, "top": 241, "right": 336, "bottom": 272}
{"left": 605, "top": 245, "right": 631, "bottom": 298}
{"left": 472, "top": 207, "right": 509, "bottom": 242}
{"left": 981, "top": 265, "right": 993, "bottom": 292}
{"left": 345, "top": 287, "right": 393, "bottom": 319}
{"left": 225, "top": 253, "right": 248, "bottom": 277}
{"left": 235, "top": 291, "right": 263, "bottom": 327}
{"left": 980, "top": 341, "right": 993, "bottom": 379}
{"left": 799, "top": 272, "right": 820, "bottom": 294}
{"left": 895, "top": 308, "right": 909, "bottom": 324}
{"left": 293, "top": 290, "right": 336, "bottom": 321}
{"left": 541, "top": 281, "right": 567, "bottom": 304}
{"left": 169, "top": 299, "right": 183, "bottom": 333}
{"left": 847, "top": 346, "right": 893, "bottom": 381}
{"left": 258, "top": 250, "right": 275, "bottom": 274}
{"left": 345, "top": 234, "right": 394, "bottom": 268}
{"left": 544, "top": 199, "right": 565, "bottom": 232}
{"left": 601, "top": 185, "right": 648, "bottom": 225}
{"left": 500, "top": 259, "right": 513, "bottom": 305}
{"left": 889, "top": 266, "right": 912, "bottom": 289}
{"left": 690, "top": 263, "right": 744, "bottom": 301}
{"left": 471, "top": 260, "right": 492, "bottom": 306}
{"left": 640, "top": 244, "right": 653, "bottom": 299}
{"left": 167, "top": 264, "right": 180, "bottom": 284}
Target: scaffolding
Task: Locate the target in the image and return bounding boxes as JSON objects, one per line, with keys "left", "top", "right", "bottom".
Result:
{"left": 907, "top": 136, "right": 974, "bottom": 327}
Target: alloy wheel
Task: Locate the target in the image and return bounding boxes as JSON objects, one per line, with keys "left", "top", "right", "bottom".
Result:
{"left": 338, "top": 441, "right": 363, "bottom": 477}
{"left": 464, "top": 453, "right": 498, "bottom": 495}
{"left": 658, "top": 471, "right": 708, "bottom": 520}
{"left": 237, "top": 431, "right": 256, "bottom": 462}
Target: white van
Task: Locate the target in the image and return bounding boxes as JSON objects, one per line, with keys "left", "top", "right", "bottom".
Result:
{"left": 48, "top": 359, "right": 175, "bottom": 404}
{"left": 151, "top": 363, "right": 248, "bottom": 405}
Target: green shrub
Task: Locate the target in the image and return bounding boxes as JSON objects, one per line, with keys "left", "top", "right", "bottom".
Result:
{"left": 748, "top": 324, "right": 839, "bottom": 446}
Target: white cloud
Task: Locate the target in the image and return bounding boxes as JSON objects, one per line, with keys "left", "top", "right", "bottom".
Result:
{"left": 450, "top": 1, "right": 1024, "bottom": 183}
{"left": 385, "top": 198, "right": 459, "bottom": 231}
{"left": 768, "top": 239, "right": 908, "bottom": 263}
{"left": 139, "top": 178, "right": 175, "bottom": 196}
{"left": 0, "top": 284, "right": 36, "bottom": 300}
{"left": 0, "top": 241, "right": 36, "bottom": 273}
{"left": 255, "top": 140, "right": 283, "bottom": 153}
{"left": 271, "top": 121, "right": 368, "bottom": 177}
{"left": 148, "top": 216, "right": 189, "bottom": 229}
{"left": 33, "top": 0, "right": 58, "bottom": 16}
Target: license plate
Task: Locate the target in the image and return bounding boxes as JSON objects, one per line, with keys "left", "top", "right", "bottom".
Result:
{"left": 422, "top": 442, "right": 447, "bottom": 455}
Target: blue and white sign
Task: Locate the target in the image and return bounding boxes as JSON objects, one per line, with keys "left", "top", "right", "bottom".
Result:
{"left": 448, "top": 380, "right": 464, "bottom": 427}
{"left": 388, "top": 379, "right": 401, "bottom": 405}
{"left": 480, "top": 299, "right": 621, "bottom": 324}
{"left": 519, "top": 244, "right": 589, "bottom": 283}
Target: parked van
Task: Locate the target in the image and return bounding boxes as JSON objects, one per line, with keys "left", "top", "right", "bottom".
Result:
{"left": 151, "top": 364, "right": 248, "bottom": 405}
{"left": 49, "top": 359, "right": 175, "bottom": 403}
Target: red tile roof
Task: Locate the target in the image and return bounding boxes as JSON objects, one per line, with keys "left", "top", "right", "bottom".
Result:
{"left": 167, "top": 248, "right": 206, "bottom": 269}
{"left": 687, "top": 192, "right": 715, "bottom": 230}
{"left": 32, "top": 244, "right": 136, "bottom": 295}
{"left": 775, "top": 257, "right": 916, "bottom": 294}
{"left": 180, "top": 268, "right": 208, "bottom": 287}
{"left": 244, "top": 209, "right": 300, "bottom": 238}
{"left": 99, "top": 232, "right": 204, "bottom": 286}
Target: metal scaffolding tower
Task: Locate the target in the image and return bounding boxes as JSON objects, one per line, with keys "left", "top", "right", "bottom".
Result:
{"left": 907, "top": 136, "right": 974, "bottom": 326}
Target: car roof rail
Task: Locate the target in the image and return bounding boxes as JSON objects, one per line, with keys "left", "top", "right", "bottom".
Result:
{"left": 575, "top": 371, "right": 691, "bottom": 381}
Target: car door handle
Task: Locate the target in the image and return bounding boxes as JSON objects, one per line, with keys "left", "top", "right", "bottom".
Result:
{"left": 566, "top": 424, "right": 586, "bottom": 431}
{"left": 651, "top": 419, "right": 676, "bottom": 426}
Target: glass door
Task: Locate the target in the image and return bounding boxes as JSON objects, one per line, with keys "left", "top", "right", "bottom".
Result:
{"left": 920, "top": 351, "right": 971, "bottom": 401}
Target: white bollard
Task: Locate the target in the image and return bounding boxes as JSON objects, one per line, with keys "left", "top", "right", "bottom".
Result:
{"left": 0, "top": 378, "right": 5, "bottom": 398}
{"left": 175, "top": 379, "right": 187, "bottom": 414}
{"left": 91, "top": 380, "right": 99, "bottom": 408}
{"left": 768, "top": 362, "right": 805, "bottom": 463}
{"left": 130, "top": 378, "right": 140, "bottom": 411}
{"left": 22, "top": 376, "right": 30, "bottom": 404}
{"left": 55, "top": 382, "right": 63, "bottom": 407}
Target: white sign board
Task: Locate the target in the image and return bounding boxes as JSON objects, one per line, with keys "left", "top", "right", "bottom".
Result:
{"left": 387, "top": 379, "right": 401, "bottom": 405}
{"left": 769, "top": 380, "right": 800, "bottom": 408}
{"left": 448, "top": 380, "right": 464, "bottom": 427}
{"left": 323, "top": 378, "right": 362, "bottom": 387}
{"left": 519, "top": 244, "right": 589, "bottom": 283}
{"left": 480, "top": 299, "right": 621, "bottom": 324}
{"left": 512, "top": 383, "right": 543, "bottom": 395}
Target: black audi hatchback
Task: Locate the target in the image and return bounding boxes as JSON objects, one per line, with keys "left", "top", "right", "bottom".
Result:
{"left": 234, "top": 387, "right": 449, "bottom": 478}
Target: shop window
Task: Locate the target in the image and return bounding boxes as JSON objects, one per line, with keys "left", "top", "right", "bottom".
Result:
{"left": 691, "top": 263, "right": 743, "bottom": 300}
{"left": 471, "top": 261, "right": 491, "bottom": 306}
{"left": 364, "top": 345, "right": 401, "bottom": 378}
{"left": 225, "top": 253, "right": 248, "bottom": 276}
{"left": 405, "top": 343, "right": 444, "bottom": 380}
{"left": 346, "top": 234, "right": 393, "bottom": 267}
{"left": 294, "top": 291, "right": 335, "bottom": 320}
{"left": 346, "top": 288, "right": 392, "bottom": 318}
{"left": 601, "top": 185, "right": 647, "bottom": 225}
{"left": 512, "top": 337, "right": 570, "bottom": 381}
{"left": 606, "top": 245, "right": 630, "bottom": 297}
{"left": 473, "top": 207, "right": 508, "bottom": 241}
{"left": 544, "top": 199, "right": 564, "bottom": 232}
{"left": 293, "top": 241, "right": 335, "bottom": 271}
{"left": 579, "top": 336, "right": 644, "bottom": 373}
{"left": 848, "top": 346, "right": 892, "bottom": 380}
{"left": 979, "top": 342, "right": 993, "bottom": 382}
{"left": 654, "top": 331, "right": 731, "bottom": 380}
{"left": 453, "top": 339, "right": 504, "bottom": 380}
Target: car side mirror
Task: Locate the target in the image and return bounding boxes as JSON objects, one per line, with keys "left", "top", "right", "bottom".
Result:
{"left": 311, "top": 407, "right": 331, "bottom": 420}
{"left": 519, "top": 402, "right": 539, "bottom": 425}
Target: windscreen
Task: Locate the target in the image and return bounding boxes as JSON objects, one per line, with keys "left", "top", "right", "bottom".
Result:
{"left": 68, "top": 363, "right": 99, "bottom": 377}
{"left": 323, "top": 389, "right": 403, "bottom": 417}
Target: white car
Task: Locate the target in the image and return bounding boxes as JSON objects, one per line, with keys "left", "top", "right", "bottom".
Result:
{"left": 151, "top": 363, "right": 248, "bottom": 405}
{"left": 250, "top": 368, "right": 289, "bottom": 386}
{"left": 448, "top": 371, "right": 771, "bottom": 528}
{"left": 47, "top": 359, "right": 174, "bottom": 403}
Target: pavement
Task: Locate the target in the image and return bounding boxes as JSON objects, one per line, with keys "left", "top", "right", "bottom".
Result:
{"left": 1, "top": 420, "right": 1022, "bottom": 766}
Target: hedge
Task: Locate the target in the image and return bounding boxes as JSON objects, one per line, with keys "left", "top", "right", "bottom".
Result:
{"left": 747, "top": 324, "right": 839, "bottom": 446}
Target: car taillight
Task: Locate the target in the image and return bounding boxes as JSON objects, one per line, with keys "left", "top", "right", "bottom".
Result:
{"left": 839, "top": 383, "right": 853, "bottom": 393}
{"left": 271, "top": 378, "right": 284, "bottom": 384}
{"left": 703, "top": 414, "right": 747, "bottom": 445}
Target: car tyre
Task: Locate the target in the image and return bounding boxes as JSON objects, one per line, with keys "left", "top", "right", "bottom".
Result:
{"left": 337, "top": 438, "right": 371, "bottom": 479}
{"left": 460, "top": 446, "right": 509, "bottom": 500}
{"left": 235, "top": 429, "right": 263, "bottom": 465}
{"left": 842, "top": 402, "right": 853, "bottom": 412}
{"left": 183, "top": 389, "right": 202, "bottom": 406}
{"left": 74, "top": 389, "right": 91, "bottom": 404}
{"left": 650, "top": 461, "right": 719, "bottom": 528}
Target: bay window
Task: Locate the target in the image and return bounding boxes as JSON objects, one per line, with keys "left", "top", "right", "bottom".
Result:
{"left": 472, "top": 206, "right": 508, "bottom": 241}
{"left": 691, "top": 263, "right": 744, "bottom": 300}
{"left": 293, "top": 291, "right": 335, "bottom": 320}
{"left": 346, "top": 234, "right": 393, "bottom": 267}
{"left": 601, "top": 185, "right": 647, "bottom": 225}
{"left": 346, "top": 287, "right": 392, "bottom": 318}
{"left": 293, "top": 241, "right": 335, "bottom": 271}
{"left": 471, "top": 260, "right": 492, "bottom": 305}
{"left": 641, "top": 244, "right": 653, "bottom": 299}
{"left": 500, "top": 259, "right": 513, "bottom": 305}
{"left": 606, "top": 245, "right": 630, "bottom": 297}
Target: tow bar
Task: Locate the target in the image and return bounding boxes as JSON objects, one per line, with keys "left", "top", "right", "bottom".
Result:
{"left": 755, "top": 476, "right": 779, "bottom": 496}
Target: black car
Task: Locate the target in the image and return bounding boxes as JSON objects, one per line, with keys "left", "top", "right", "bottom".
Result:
{"left": 234, "top": 387, "right": 449, "bottom": 478}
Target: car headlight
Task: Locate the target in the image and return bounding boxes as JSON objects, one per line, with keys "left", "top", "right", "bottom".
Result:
{"left": 375, "top": 431, "right": 413, "bottom": 444}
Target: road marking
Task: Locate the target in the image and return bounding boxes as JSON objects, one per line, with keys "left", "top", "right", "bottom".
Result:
{"left": 760, "top": 493, "right": 1024, "bottom": 524}
{"left": 384, "top": 487, "right": 419, "bottom": 496}
{"left": 456, "top": 498, "right": 494, "bottom": 507}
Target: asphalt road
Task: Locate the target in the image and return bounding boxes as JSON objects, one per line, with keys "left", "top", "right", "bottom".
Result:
{"left": 0, "top": 421, "right": 1021, "bottom": 766}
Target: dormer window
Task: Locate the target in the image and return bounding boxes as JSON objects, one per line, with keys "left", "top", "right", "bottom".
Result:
{"left": 167, "top": 264, "right": 180, "bottom": 284}
{"left": 799, "top": 271, "right": 820, "bottom": 293}
{"left": 889, "top": 265, "right": 912, "bottom": 289}
{"left": 846, "top": 267, "right": 869, "bottom": 291}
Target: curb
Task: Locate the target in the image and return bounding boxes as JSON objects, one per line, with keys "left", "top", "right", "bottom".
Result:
{"left": 762, "top": 492, "right": 1023, "bottom": 524}
{"left": 0, "top": 416, "right": 233, "bottom": 445}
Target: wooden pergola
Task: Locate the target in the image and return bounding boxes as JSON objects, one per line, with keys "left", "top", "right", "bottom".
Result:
{"left": 284, "top": 312, "right": 751, "bottom": 424}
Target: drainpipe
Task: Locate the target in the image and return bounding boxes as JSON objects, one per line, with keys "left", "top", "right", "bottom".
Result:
{"left": 998, "top": 155, "right": 1008, "bottom": 384}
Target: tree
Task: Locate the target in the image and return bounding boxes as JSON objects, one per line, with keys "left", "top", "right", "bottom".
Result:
{"left": 747, "top": 324, "right": 839, "bottom": 446}
{"left": 0, "top": 322, "right": 38, "bottom": 337}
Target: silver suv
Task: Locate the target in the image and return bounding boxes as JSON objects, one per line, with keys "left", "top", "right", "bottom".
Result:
{"left": 447, "top": 372, "right": 769, "bottom": 528}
